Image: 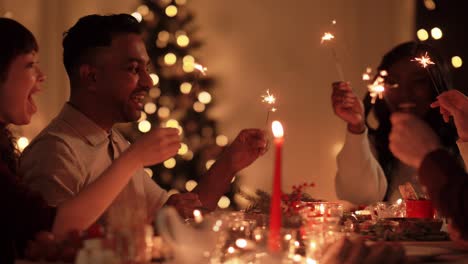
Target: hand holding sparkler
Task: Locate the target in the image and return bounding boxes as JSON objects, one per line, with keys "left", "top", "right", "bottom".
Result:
{"left": 261, "top": 89, "right": 277, "bottom": 127}
{"left": 431, "top": 90, "right": 468, "bottom": 141}
{"left": 331, "top": 82, "right": 365, "bottom": 134}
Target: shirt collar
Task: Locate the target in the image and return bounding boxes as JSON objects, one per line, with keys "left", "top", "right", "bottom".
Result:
{"left": 57, "top": 103, "right": 111, "bottom": 147}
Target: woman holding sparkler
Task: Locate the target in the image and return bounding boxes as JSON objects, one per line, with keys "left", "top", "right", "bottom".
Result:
{"left": 331, "top": 41, "right": 466, "bottom": 204}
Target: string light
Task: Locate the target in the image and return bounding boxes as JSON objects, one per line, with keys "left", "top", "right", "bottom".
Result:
{"left": 150, "top": 73, "right": 159, "bottom": 86}
{"left": 131, "top": 12, "right": 143, "bottom": 22}
{"left": 218, "top": 196, "right": 231, "bottom": 208}
{"left": 144, "top": 168, "right": 153, "bottom": 177}
{"left": 138, "top": 120, "right": 151, "bottom": 133}
{"left": 158, "top": 107, "right": 171, "bottom": 119}
{"left": 185, "top": 180, "right": 198, "bottom": 192}
{"left": 180, "top": 82, "right": 192, "bottom": 94}
{"left": 193, "top": 102, "right": 206, "bottom": 112}
{"left": 216, "top": 135, "right": 229, "bottom": 146}
{"left": 164, "top": 53, "right": 177, "bottom": 65}
{"left": 149, "top": 88, "right": 161, "bottom": 98}
{"left": 198, "top": 91, "right": 212, "bottom": 104}
{"left": 175, "top": 0, "right": 187, "bottom": 5}
{"left": 452, "top": 56, "right": 463, "bottom": 68}
{"left": 164, "top": 158, "right": 176, "bottom": 169}
{"left": 178, "top": 143, "right": 188, "bottom": 155}
{"left": 166, "top": 119, "right": 179, "bottom": 128}
{"left": 424, "top": 0, "right": 436, "bottom": 10}
{"left": 205, "top": 159, "right": 215, "bottom": 170}
{"left": 417, "top": 29, "right": 429, "bottom": 41}
{"left": 431, "top": 27, "right": 443, "bottom": 40}
{"left": 17, "top": 137, "right": 29, "bottom": 152}
{"left": 138, "top": 112, "right": 147, "bottom": 122}
{"left": 183, "top": 150, "right": 194, "bottom": 160}
{"left": 183, "top": 55, "right": 195, "bottom": 64}
{"left": 144, "top": 102, "right": 157, "bottom": 114}
{"left": 177, "top": 35, "right": 190, "bottom": 47}
{"left": 136, "top": 5, "right": 150, "bottom": 16}
{"left": 165, "top": 5, "right": 178, "bottom": 17}
{"left": 183, "top": 62, "right": 195, "bottom": 72}
{"left": 158, "top": 31, "right": 170, "bottom": 42}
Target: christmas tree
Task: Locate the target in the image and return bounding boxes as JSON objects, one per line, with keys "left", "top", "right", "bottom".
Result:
{"left": 118, "top": 0, "right": 237, "bottom": 209}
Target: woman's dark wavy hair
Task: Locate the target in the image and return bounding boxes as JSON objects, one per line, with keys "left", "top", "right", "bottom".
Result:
{"left": 0, "top": 18, "right": 38, "bottom": 173}
{"left": 363, "top": 41, "right": 460, "bottom": 200}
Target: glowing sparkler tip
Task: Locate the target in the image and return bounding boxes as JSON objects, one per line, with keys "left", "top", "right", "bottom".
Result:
{"left": 261, "top": 89, "right": 276, "bottom": 105}
{"left": 194, "top": 63, "right": 208, "bottom": 75}
{"left": 321, "top": 32, "right": 335, "bottom": 44}
{"left": 412, "top": 52, "right": 435, "bottom": 68}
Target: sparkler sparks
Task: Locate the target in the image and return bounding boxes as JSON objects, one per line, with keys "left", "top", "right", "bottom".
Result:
{"left": 194, "top": 63, "right": 208, "bottom": 75}
{"left": 321, "top": 32, "right": 335, "bottom": 44}
{"left": 412, "top": 52, "right": 435, "bottom": 68}
{"left": 261, "top": 90, "right": 277, "bottom": 126}
{"left": 364, "top": 69, "right": 398, "bottom": 104}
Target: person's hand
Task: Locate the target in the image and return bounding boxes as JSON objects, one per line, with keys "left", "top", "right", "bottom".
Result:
{"left": 431, "top": 90, "right": 468, "bottom": 141}
{"left": 389, "top": 113, "right": 441, "bottom": 168}
{"left": 217, "top": 129, "right": 268, "bottom": 174}
{"left": 331, "top": 81, "right": 365, "bottom": 134}
{"left": 321, "top": 237, "right": 406, "bottom": 264}
{"left": 165, "top": 193, "right": 203, "bottom": 219}
{"left": 129, "top": 127, "right": 181, "bottom": 167}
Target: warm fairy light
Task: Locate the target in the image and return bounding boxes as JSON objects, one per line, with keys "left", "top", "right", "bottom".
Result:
{"left": 158, "top": 31, "right": 170, "bottom": 42}
{"left": 164, "top": 53, "right": 177, "bottom": 65}
{"left": 424, "top": 0, "right": 436, "bottom": 10}
{"left": 183, "top": 63, "right": 195, "bottom": 73}
{"left": 185, "top": 180, "right": 198, "bottom": 192}
{"left": 193, "top": 209, "right": 203, "bottom": 223}
{"left": 218, "top": 196, "right": 231, "bottom": 208}
{"left": 158, "top": 107, "right": 171, "bottom": 119}
{"left": 332, "top": 20, "right": 337, "bottom": 24}
{"left": 368, "top": 76, "right": 385, "bottom": 104}
{"left": 198, "top": 91, "right": 212, "bottom": 104}
{"left": 17, "top": 137, "right": 29, "bottom": 152}
{"left": 166, "top": 119, "right": 179, "bottom": 128}
{"left": 144, "top": 168, "right": 153, "bottom": 177}
{"left": 150, "top": 73, "right": 159, "bottom": 86}
{"left": 452, "top": 56, "right": 463, "bottom": 68}
{"left": 177, "top": 35, "right": 190, "bottom": 47}
{"left": 194, "top": 63, "right": 208, "bottom": 75}
{"left": 417, "top": 29, "right": 429, "bottom": 41}
{"left": 320, "top": 32, "right": 335, "bottom": 44}
{"left": 216, "top": 135, "right": 228, "bottom": 146}
{"left": 180, "top": 82, "right": 192, "bottom": 94}
{"left": 144, "top": 102, "right": 157, "bottom": 114}
{"left": 205, "top": 159, "right": 215, "bottom": 170}
{"left": 165, "top": 5, "right": 178, "bottom": 17}
{"left": 193, "top": 102, "right": 206, "bottom": 112}
{"left": 284, "top": 234, "right": 292, "bottom": 241}
{"left": 149, "top": 88, "right": 161, "bottom": 98}
{"left": 136, "top": 5, "right": 150, "bottom": 16}
{"left": 227, "top": 247, "right": 235, "bottom": 254}
{"left": 183, "top": 55, "right": 195, "bottom": 64}
{"left": 131, "top": 12, "right": 143, "bottom": 22}
{"left": 138, "top": 111, "right": 147, "bottom": 122}
{"left": 178, "top": 143, "right": 188, "bottom": 155}
{"left": 183, "top": 150, "right": 194, "bottom": 160}
{"left": 412, "top": 52, "right": 435, "bottom": 68}
{"left": 431, "top": 27, "right": 443, "bottom": 40}
{"left": 175, "top": 0, "right": 187, "bottom": 5}
{"left": 163, "top": 158, "right": 176, "bottom": 169}
{"left": 138, "top": 120, "right": 151, "bottom": 133}
{"left": 272, "top": 121, "right": 284, "bottom": 138}
{"left": 235, "top": 239, "right": 248, "bottom": 249}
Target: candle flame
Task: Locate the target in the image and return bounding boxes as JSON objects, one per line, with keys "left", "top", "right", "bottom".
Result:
{"left": 261, "top": 89, "right": 276, "bottom": 105}
{"left": 321, "top": 32, "right": 335, "bottom": 44}
{"left": 194, "top": 63, "right": 208, "bottom": 75}
{"left": 412, "top": 52, "right": 435, "bottom": 68}
{"left": 272, "top": 121, "right": 284, "bottom": 138}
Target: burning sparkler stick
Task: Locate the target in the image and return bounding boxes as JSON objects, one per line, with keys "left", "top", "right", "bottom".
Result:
{"left": 411, "top": 52, "right": 440, "bottom": 95}
{"left": 321, "top": 20, "right": 345, "bottom": 81}
{"left": 261, "top": 89, "right": 277, "bottom": 126}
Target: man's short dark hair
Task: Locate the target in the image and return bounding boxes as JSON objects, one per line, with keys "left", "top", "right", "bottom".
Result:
{"left": 62, "top": 14, "right": 142, "bottom": 78}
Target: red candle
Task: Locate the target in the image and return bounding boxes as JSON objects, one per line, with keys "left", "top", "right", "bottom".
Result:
{"left": 268, "top": 121, "right": 284, "bottom": 253}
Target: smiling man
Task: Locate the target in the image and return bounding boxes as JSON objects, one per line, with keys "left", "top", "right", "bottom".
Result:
{"left": 19, "top": 14, "right": 267, "bottom": 222}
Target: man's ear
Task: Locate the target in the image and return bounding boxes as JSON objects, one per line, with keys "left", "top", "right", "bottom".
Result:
{"left": 79, "top": 64, "right": 98, "bottom": 91}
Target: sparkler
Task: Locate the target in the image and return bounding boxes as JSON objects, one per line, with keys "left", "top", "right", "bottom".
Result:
{"left": 411, "top": 52, "right": 440, "bottom": 95}
{"left": 363, "top": 68, "right": 398, "bottom": 104}
{"left": 321, "top": 20, "right": 345, "bottom": 81}
{"left": 261, "top": 89, "right": 277, "bottom": 126}
{"left": 190, "top": 62, "right": 208, "bottom": 94}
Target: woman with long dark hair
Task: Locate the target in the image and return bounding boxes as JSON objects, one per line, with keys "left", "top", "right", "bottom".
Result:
{"left": 0, "top": 18, "right": 180, "bottom": 263}
{"left": 331, "top": 41, "right": 465, "bottom": 204}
